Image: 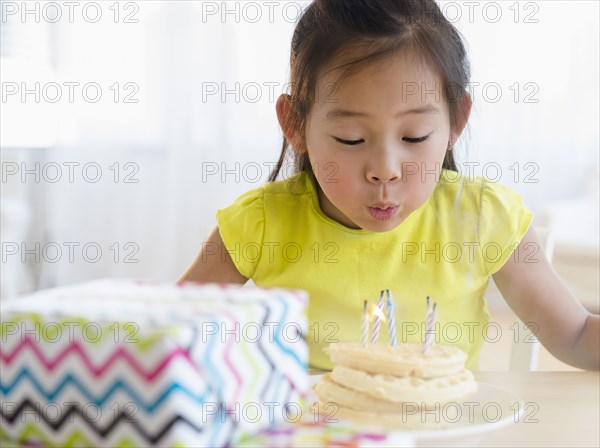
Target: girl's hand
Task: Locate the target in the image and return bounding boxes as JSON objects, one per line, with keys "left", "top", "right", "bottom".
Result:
{"left": 493, "top": 226, "right": 600, "bottom": 370}
{"left": 178, "top": 225, "right": 248, "bottom": 285}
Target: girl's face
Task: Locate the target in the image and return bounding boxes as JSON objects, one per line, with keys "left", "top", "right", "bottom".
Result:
{"left": 303, "top": 52, "right": 457, "bottom": 232}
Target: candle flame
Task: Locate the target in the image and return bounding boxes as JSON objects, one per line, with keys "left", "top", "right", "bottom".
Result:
{"left": 369, "top": 303, "right": 387, "bottom": 323}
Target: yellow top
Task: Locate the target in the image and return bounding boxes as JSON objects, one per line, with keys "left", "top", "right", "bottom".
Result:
{"left": 216, "top": 169, "right": 533, "bottom": 370}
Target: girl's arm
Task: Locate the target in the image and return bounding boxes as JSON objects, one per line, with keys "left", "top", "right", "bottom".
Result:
{"left": 178, "top": 225, "right": 248, "bottom": 285}
{"left": 493, "top": 225, "right": 600, "bottom": 370}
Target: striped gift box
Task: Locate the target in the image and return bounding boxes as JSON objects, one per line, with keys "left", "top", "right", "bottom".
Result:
{"left": 0, "top": 280, "right": 308, "bottom": 447}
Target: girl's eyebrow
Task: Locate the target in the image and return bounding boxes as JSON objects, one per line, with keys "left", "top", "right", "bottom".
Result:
{"left": 324, "top": 104, "right": 441, "bottom": 121}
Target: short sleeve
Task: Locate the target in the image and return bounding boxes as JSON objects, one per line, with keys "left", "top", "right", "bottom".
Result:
{"left": 478, "top": 180, "right": 534, "bottom": 276}
{"left": 216, "top": 187, "right": 265, "bottom": 279}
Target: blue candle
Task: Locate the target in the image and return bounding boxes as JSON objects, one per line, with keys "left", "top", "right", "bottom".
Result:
{"left": 386, "top": 289, "right": 397, "bottom": 347}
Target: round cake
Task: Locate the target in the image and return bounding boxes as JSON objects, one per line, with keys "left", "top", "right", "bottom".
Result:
{"left": 313, "top": 343, "right": 478, "bottom": 429}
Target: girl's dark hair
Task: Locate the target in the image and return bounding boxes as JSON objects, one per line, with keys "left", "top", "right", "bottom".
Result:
{"left": 268, "top": 0, "right": 471, "bottom": 182}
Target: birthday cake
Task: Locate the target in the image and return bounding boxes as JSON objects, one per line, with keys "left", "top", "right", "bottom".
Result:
{"left": 0, "top": 280, "right": 309, "bottom": 447}
{"left": 313, "top": 343, "right": 477, "bottom": 429}
{"left": 312, "top": 291, "right": 477, "bottom": 430}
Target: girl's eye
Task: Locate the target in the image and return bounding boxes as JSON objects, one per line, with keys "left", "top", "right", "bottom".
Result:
{"left": 333, "top": 134, "right": 431, "bottom": 146}
{"left": 403, "top": 135, "right": 431, "bottom": 144}
{"left": 333, "top": 137, "right": 364, "bottom": 146}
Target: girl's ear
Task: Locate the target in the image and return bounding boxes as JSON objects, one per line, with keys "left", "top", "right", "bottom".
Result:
{"left": 449, "top": 92, "right": 473, "bottom": 147}
{"left": 276, "top": 94, "right": 304, "bottom": 152}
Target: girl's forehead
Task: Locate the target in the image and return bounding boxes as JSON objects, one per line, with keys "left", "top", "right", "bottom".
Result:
{"left": 313, "top": 53, "right": 447, "bottom": 115}
{"left": 320, "top": 46, "right": 437, "bottom": 80}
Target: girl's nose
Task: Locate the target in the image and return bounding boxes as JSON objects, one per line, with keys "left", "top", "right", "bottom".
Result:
{"left": 366, "top": 158, "right": 401, "bottom": 184}
{"left": 369, "top": 172, "right": 400, "bottom": 183}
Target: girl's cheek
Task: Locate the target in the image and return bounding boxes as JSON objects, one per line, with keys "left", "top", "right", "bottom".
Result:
{"left": 405, "top": 168, "right": 437, "bottom": 193}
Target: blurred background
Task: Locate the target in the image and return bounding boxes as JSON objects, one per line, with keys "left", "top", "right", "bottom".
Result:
{"left": 1, "top": 0, "right": 598, "bottom": 334}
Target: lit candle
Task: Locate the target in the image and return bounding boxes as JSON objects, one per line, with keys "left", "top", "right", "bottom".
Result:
{"left": 370, "top": 290, "right": 385, "bottom": 344}
{"left": 386, "top": 290, "right": 398, "bottom": 347}
{"left": 362, "top": 299, "right": 368, "bottom": 347}
{"left": 423, "top": 298, "right": 437, "bottom": 355}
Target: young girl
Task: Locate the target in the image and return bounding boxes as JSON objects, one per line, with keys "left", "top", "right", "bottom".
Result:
{"left": 180, "top": 0, "right": 599, "bottom": 371}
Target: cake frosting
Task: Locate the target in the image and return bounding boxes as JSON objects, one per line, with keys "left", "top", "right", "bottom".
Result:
{"left": 313, "top": 342, "right": 478, "bottom": 429}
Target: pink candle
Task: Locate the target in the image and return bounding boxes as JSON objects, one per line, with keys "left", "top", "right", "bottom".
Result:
{"left": 370, "top": 290, "right": 385, "bottom": 344}
{"left": 361, "top": 299, "right": 368, "bottom": 347}
{"left": 423, "top": 298, "right": 437, "bottom": 354}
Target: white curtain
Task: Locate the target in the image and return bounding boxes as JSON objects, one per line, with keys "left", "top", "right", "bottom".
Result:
{"left": 1, "top": 1, "right": 598, "bottom": 297}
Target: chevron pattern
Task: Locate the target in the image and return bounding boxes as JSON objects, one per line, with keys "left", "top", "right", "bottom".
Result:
{"left": 1, "top": 280, "right": 309, "bottom": 447}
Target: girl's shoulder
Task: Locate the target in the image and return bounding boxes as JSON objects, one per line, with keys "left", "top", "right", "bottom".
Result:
{"left": 263, "top": 171, "right": 315, "bottom": 197}
{"left": 435, "top": 169, "right": 533, "bottom": 276}
{"left": 218, "top": 171, "right": 315, "bottom": 228}
{"left": 221, "top": 171, "right": 312, "bottom": 209}
{"left": 437, "top": 168, "right": 528, "bottom": 212}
